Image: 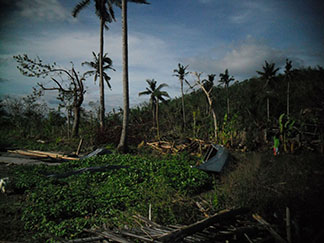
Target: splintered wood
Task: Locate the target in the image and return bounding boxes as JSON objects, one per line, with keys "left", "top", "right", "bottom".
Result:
{"left": 84, "top": 208, "right": 285, "bottom": 243}
{"left": 146, "top": 138, "right": 208, "bottom": 155}
{"left": 8, "top": 149, "right": 79, "bottom": 161}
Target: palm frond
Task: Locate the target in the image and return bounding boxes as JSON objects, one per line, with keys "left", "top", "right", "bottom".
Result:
{"left": 138, "top": 90, "right": 151, "bottom": 96}
{"left": 156, "top": 83, "right": 168, "bottom": 91}
{"left": 128, "top": 0, "right": 150, "bottom": 5}
{"left": 158, "top": 90, "right": 170, "bottom": 98}
{"left": 72, "top": 0, "right": 91, "bottom": 17}
{"left": 103, "top": 73, "right": 112, "bottom": 90}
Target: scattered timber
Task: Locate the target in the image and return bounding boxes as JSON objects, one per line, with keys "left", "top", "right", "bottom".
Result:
{"left": 8, "top": 149, "right": 79, "bottom": 161}
{"left": 156, "top": 208, "right": 248, "bottom": 242}
{"left": 85, "top": 208, "right": 277, "bottom": 243}
{"left": 253, "top": 213, "right": 287, "bottom": 243}
{"left": 147, "top": 138, "right": 209, "bottom": 155}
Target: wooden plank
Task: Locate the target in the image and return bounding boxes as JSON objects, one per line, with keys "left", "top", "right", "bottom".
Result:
{"left": 9, "top": 149, "right": 79, "bottom": 161}
{"left": 156, "top": 208, "right": 248, "bottom": 242}
{"left": 252, "top": 213, "right": 287, "bottom": 243}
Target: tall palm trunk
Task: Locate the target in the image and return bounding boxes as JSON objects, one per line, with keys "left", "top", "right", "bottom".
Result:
{"left": 156, "top": 100, "right": 160, "bottom": 140}
{"left": 181, "top": 79, "right": 185, "bottom": 127}
{"left": 99, "top": 16, "right": 105, "bottom": 129}
{"left": 226, "top": 85, "right": 230, "bottom": 115}
{"left": 117, "top": 0, "right": 129, "bottom": 152}
{"left": 287, "top": 80, "right": 290, "bottom": 117}
{"left": 267, "top": 96, "right": 270, "bottom": 122}
{"left": 152, "top": 100, "right": 156, "bottom": 127}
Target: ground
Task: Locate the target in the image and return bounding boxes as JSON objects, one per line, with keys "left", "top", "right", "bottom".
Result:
{"left": 1, "top": 150, "right": 324, "bottom": 242}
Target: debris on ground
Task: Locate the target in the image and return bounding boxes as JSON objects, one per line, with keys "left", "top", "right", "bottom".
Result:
{"left": 73, "top": 208, "right": 290, "bottom": 243}
{"left": 146, "top": 138, "right": 210, "bottom": 155}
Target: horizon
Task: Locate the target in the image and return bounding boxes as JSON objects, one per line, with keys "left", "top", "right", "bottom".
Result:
{"left": 1, "top": 0, "right": 323, "bottom": 111}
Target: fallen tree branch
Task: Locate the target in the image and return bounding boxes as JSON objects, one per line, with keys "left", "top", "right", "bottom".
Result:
{"left": 253, "top": 213, "right": 287, "bottom": 243}
{"left": 156, "top": 208, "right": 248, "bottom": 242}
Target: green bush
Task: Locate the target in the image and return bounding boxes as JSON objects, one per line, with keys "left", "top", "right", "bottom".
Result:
{"left": 10, "top": 153, "right": 212, "bottom": 241}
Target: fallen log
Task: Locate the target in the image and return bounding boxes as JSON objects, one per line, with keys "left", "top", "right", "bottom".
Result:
{"left": 156, "top": 208, "right": 248, "bottom": 242}
{"left": 9, "top": 149, "right": 79, "bottom": 161}
{"left": 46, "top": 165, "right": 129, "bottom": 179}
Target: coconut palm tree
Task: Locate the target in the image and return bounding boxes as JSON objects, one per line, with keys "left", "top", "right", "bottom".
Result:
{"left": 257, "top": 61, "right": 279, "bottom": 121}
{"left": 72, "top": 0, "right": 116, "bottom": 129}
{"left": 284, "top": 59, "right": 292, "bottom": 117}
{"left": 219, "top": 69, "right": 234, "bottom": 115}
{"left": 139, "top": 79, "right": 169, "bottom": 139}
{"left": 173, "top": 63, "right": 189, "bottom": 128}
{"left": 82, "top": 51, "right": 115, "bottom": 89}
{"left": 117, "top": 0, "right": 149, "bottom": 153}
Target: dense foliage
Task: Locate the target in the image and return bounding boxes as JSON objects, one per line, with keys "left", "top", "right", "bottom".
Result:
{"left": 9, "top": 153, "right": 211, "bottom": 240}
{"left": 1, "top": 66, "right": 323, "bottom": 153}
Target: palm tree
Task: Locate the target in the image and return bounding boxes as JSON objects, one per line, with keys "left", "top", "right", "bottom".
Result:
{"left": 284, "top": 59, "right": 292, "bottom": 117}
{"left": 257, "top": 61, "right": 279, "bottom": 121}
{"left": 139, "top": 79, "right": 169, "bottom": 139}
{"left": 219, "top": 69, "right": 234, "bottom": 115}
{"left": 72, "top": 0, "right": 116, "bottom": 130}
{"left": 82, "top": 51, "right": 115, "bottom": 89}
{"left": 173, "top": 63, "right": 189, "bottom": 128}
{"left": 117, "top": 0, "right": 149, "bottom": 153}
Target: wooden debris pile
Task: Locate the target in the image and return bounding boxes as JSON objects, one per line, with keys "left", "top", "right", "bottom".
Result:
{"left": 74, "top": 208, "right": 290, "bottom": 243}
{"left": 146, "top": 138, "right": 209, "bottom": 155}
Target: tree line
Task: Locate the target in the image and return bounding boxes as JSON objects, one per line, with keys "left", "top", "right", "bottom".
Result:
{"left": 2, "top": 0, "right": 324, "bottom": 153}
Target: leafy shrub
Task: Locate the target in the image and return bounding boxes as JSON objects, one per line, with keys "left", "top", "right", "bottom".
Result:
{"left": 10, "top": 153, "right": 212, "bottom": 241}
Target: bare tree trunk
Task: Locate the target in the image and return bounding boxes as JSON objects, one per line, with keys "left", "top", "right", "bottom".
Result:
{"left": 72, "top": 106, "right": 80, "bottom": 137}
{"left": 267, "top": 97, "right": 270, "bottom": 122}
{"left": 194, "top": 72, "right": 218, "bottom": 141}
{"left": 67, "top": 110, "right": 71, "bottom": 139}
{"left": 181, "top": 79, "right": 186, "bottom": 127}
{"left": 287, "top": 80, "right": 290, "bottom": 117}
{"left": 117, "top": 0, "right": 129, "bottom": 153}
{"left": 226, "top": 85, "right": 230, "bottom": 115}
{"left": 211, "top": 107, "right": 218, "bottom": 139}
{"left": 99, "top": 17, "right": 105, "bottom": 129}
{"left": 156, "top": 101, "right": 160, "bottom": 140}
{"left": 152, "top": 101, "right": 156, "bottom": 127}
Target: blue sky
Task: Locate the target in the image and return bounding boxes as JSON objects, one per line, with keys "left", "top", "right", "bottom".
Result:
{"left": 1, "top": 0, "right": 323, "bottom": 111}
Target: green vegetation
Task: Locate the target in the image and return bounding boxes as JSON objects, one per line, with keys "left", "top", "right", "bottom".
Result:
{"left": 6, "top": 153, "right": 211, "bottom": 241}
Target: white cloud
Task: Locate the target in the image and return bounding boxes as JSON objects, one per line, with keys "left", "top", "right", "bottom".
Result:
{"left": 16, "top": 0, "right": 70, "bottom": 21}
{"left": 3, "top": 28, "right": 179, "bottom": 111}
{"left": 181, "top": 37, "right": 297, "bottom": 81}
